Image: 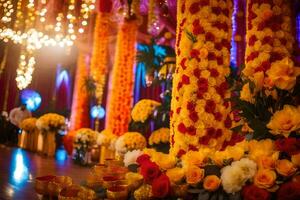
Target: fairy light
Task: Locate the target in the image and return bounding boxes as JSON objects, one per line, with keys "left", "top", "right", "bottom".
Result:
{"left": 1, "top": 0, "right": 14, "bottom": 24}
{"left": 16, "top": 50, "right": 36, "bottom": 90}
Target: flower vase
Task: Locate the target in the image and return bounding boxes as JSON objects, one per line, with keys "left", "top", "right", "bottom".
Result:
{"left": 37, "top": 130, "right": 44, "bottom": 153}
{"left": 43, "top": 131, "right": 56, "bottom": 157}
{"left": 100, "top": 146, "right": 115, "bottom": 164}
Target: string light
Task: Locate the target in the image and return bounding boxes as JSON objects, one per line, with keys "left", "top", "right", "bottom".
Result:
{"left": 16, "top": 49, "right": 36, "bottom": 90}
{"left": 0, "top": 0, "right": 96, "bottom": 89}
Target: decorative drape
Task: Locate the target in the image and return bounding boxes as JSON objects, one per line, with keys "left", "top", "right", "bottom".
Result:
{"left": 106, "top": 20, "right": 138, "bottom": 136}
{"left": 170, "top": 0, "right": 234, "bottom": 157}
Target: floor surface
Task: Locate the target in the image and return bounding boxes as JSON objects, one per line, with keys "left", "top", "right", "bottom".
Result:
{"left": 0, "top": 145, "right": 90, "bottom": 200}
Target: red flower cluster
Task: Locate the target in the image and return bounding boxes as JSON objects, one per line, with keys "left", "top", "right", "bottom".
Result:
{"left": 136, "top": 154, "right": 171, "bottom": 198}
{"left": 242, "top": 185, "right": 270, "bottom": 200}
{"left": 277, "top": 182, "right": 300, "bottom": 200}
{"left": 275, "top": 138, "right": 300, "bottom": 156}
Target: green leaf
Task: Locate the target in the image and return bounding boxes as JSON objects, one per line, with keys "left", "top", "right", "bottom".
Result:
{"left": 231, "top": 125, "right": 243, "bottom": 133}
{"left": 185, "top": 29, "right": 197, "bottom": 43}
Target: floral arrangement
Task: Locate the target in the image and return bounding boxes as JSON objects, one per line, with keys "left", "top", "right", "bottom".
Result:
{"left": 148, "top": 127, "right": 170, "bottom": 145}
{"left": 131, "top": 99, "right": 161, "bottom": 123}
{"left": 90, "top": 13, "right": 111, "bottom": 103}
{"left": 96, "top": 129, "right": 116, "bottom": 148}
{"left": 170, "top": 0, "right": 235, "bottom": 156}
{"left": 123, "top": 137, "right": 300, "bottom": 200}
{"left": 115, "top": 132, "right": 147, "bottom": 155}
{"left": 232, "top": 0, "right": 300, "bottom": 140}
{"left": 106, "top": 19, "right": 138, "bottom": 136}
{"left": 20, "top": 117, "right": 37, "bottom": 133}
{"left": 73, "top": 128, "right": 98, "bottom": 165}
{"left": 36, "top": 113, "right": 65, "bottom": 132}
{"left": 73, "top": 128, "right": 97, "bottom": 151}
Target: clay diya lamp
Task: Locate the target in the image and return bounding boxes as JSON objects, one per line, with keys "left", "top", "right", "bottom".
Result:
{"left": 102, "top": 176, "right": 120, "bottom": 189}
{"left": 48, "top": 176, "right": 73, "bottom": 196}
{"left": 93, "top": 164, "right": 107, "bottom": 177}
{"left": 58, "top": 185, "right": 81, "bottom": 200}
{"left": 107, "top": 186, "right": 128, "bottom": 200}
{"left": 35, "top": 175, "right": 56, "bottom": 195}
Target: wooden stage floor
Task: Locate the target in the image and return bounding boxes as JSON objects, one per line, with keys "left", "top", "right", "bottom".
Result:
{"left": 0, "top": 145, "right": 90, "bottom": 200}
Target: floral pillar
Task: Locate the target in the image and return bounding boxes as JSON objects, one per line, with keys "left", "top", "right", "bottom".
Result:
{"left": 243, "top": 0, "right": 299, "bottom": 92}
{"left": 70, "top": 53, "right": 90, "bottom": 130}
{"left": 106, "top": 20, "right": 138, "bottom": 136}
{"left": 90, "top": 12, "right": 111, "bottom": 105}
{"left": 64, "top": 53, "right": 90, "bottom": 155}
{"left": 170, "top": 0, "right": 234, "bottom": 157}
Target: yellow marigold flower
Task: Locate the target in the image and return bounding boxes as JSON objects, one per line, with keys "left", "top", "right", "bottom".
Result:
{"left": 149, "top": 128, "right": 170, "bottom": 145}
{"left": 123, "top": 132, "right": 147, "bottom": 150}
{"left": 267, "top": 105, "right": 300, "bottom": 137}
{"left": 131, "top": 99, "right": 161, "bottom": 123}
{"left": 182, "top": 149, "right": 210, "bottom": 168}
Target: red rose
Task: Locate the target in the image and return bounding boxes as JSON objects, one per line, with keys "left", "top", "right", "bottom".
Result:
{"left": 189, "top": 3, "right": 199, "bottom": 14}
{"left": 275, "top": 138, "right": 300, "bottom": 156}
{"left": 242, "top": 185, "right": 271, "bottom": 200}
{"left": 193, "top": 68, "right": 201, "bottom": 77}
{"left": 152, "top": 174, "right": 171, "bottom": 198}
{"left": 277, "top": 182, "right": 300, "bottom": 200}
{"left": 181, "top": 74, "right": 190, "bottom": 85}
{"left": 224, "top": 116, "right": 232, "bottom": 128}
{"left": 187, "top": 126, "right": 196, "bottom": 136}
{"left": 187, "top": 102, "right": 195, "bottom": 111}
{"left": 209, "top": 68, "right": 219, "bottom": 77}
{"left": 180, "top": 58, "right": 187, "bottom": 69}
{"left": 248, "top": 35, "right": 257, "bottom": 46}
{"left": 136, "top": 154, "right": 150, "bottom": 165}
{"left": 189, "top": 112, "right": 199, "bottom": 122}
{"left": 177, "top": 149, "right": 186, "bottom": 158}
{"left": 212, "top": 7, "right": 222, "bottom": 15}
{"left": 140, "top": 161, "right": 161, "bottom": 184}
{"left": 205, "top": 100, "right": 216, "bottom": 113}
{"left": 199, "top": 136, "right": 210, "bottom": 145}
{"left": 178, "top": 123, "right": 187, "bottom": 133}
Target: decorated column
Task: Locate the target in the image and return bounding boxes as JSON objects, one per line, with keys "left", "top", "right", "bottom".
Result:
{"left": 106, "top": 19, "right": 138, "bottom": 136}
{"left": 170, "top": 0, "right": 234, "bottom": 156}
{"left": 243, "top": 0, "right": 299, "bottom": 92}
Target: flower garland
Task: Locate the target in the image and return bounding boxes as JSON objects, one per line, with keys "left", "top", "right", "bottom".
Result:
{"left": 70, "top": 52, "right": 90, "bottom": 131}
{"left": 90, "top": 13, "right": 111, "bottom": 104}
{"left": 170, "top": 0, "right": 234, "bottom": 156}
{"left": 243, "top": 0, "right": 300, "bottom": 92}
{"left": 131, "top": 99, "right": 161, "bottom": 123}
{"left": 106, "top": 20, "right": 138, "bottom": 136}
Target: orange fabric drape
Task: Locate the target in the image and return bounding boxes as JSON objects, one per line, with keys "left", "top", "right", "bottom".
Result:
{"left": 106, "top": 20, "right": 138, "bottom": 136}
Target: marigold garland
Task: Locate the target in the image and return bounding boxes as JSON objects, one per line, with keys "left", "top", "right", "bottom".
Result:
{"left": 170, "top": 0, "right": 234, "bottom": 157}
{"left": 70, "top": 52, "right": 90, "bottom": 131}
{"left": 243, "top": 0, "right": 300, "bottom": 92}
{"left": 106, "top": 20, "right": 138, "bottom": 136}
{"left": 149, "top": 128, "right": 170, "bottom": 145}
{"left": 90, "top": 13, "right": 111, "bottom": 103}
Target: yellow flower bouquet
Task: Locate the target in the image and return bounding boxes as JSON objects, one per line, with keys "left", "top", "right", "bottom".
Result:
{"left": 131, "top": 99, "right": 161, "bottom": 123}
{"left": 36, "top": 113, "right": 65, "bottom": 132}
{"left": 20, "top": 117, "right": 37, "bottom": 133}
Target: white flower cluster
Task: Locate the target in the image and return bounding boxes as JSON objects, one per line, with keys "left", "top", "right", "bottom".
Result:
{"left": 123, "top": 150, "right": 143, "bottom": 167}
{"left": 221, "top": 158, "right": 257, "bottom": 193}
